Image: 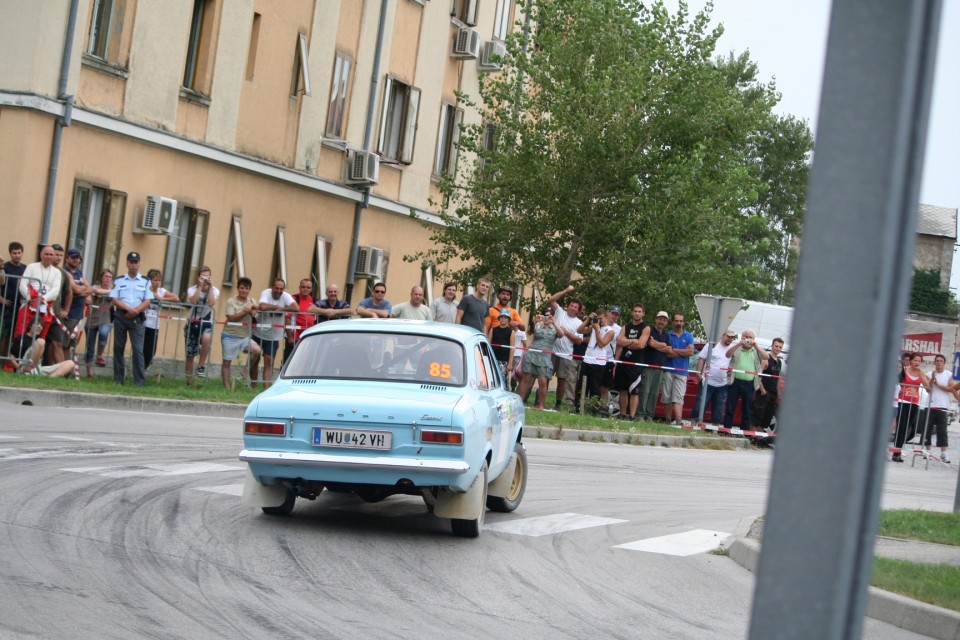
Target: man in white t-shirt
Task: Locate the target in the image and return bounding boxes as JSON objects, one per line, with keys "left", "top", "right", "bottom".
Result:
{"left": 695, "top": 329, "right": 736, "bottom": 424}
{"left": 251, "top": 278, "right": 297, "bottom": 388}
{"left": 546, "top": 284, "right": 586, "bottom": 412}
{"left": 925, "top": 354, "right": 952, "bottom": 463}
{"left": 390, "top": 286, "right": 432, "bottom": 320}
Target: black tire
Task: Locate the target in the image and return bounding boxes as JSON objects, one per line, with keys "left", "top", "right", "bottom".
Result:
{"left": 451, "top": 462, "right": 487, "bottom": 538}
{"left": 261, "top": 489, "right": 296, "bottom": 516}
{"left": 486, "top": 442, "right": 527, "bottom": 513}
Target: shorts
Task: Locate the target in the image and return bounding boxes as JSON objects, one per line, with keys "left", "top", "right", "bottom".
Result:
{"left": 222, "top": 334, "right": 254, "bottom": 361}
{"left": 184, "top": 321, "right": 213, "bottom": 357}
{"left": 252, "top": 334, "right": 280, "bottom": 357}
{"left": 49, "top": 317, "right": 80, "bottom": 348}
{"left": 601, "top": 362, "right": 615, "bottom": 388}
{"left": 552, "top": 355, "right": 580, "bottom": 381}
{"left": 614, "top": 362, "right": 643, "bottom": 394}
{"left": 660, "top": 373, "right": 687, "bottom": 404}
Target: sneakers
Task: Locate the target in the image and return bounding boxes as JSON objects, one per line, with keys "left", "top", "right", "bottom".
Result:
{"left": 942, "top": 452, "right": 951, "bottom": 464}
{"left": 892, "top": 453, "right": 904, "bottom": 463}
{"left": 670, "top": 419, "right": 682, "bottom": 426}
{"left": 196, "top": 365, "right": 206, "bottom": 379}
{"left": 96, "top": 356, "right": 106, "bottom": 367}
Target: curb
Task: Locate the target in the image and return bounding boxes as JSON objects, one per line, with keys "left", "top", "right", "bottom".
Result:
{"left": 726, "top": 516, "right": 960, "bottom": 639}
{"left": 0, "top": 387, "right": 747, "bottom": 449}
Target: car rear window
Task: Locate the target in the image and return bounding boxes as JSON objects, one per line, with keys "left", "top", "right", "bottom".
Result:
{"left": 281, "top": 331, "right": 466, "bottom": 386}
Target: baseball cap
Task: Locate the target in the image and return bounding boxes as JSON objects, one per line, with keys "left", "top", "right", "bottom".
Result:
{"left": 498, "top": 308, "right": 511, "bottom": 317}
{"left": 498, "top": 286, "right": 513, "bottom": 294}
{"left": 656, "top": 311, "right": 669, "bottom": 319}
{"left": 66, "top": 249, "right": 82, "bottom": 258}
{"left": 609, "top": 306, "right": 621, "bottom": 315}
{"left": 126, "top": 251, "right": 141, "bottom": 262}
{"left": 724, "top": 329, "right": 738, "bottom": 337}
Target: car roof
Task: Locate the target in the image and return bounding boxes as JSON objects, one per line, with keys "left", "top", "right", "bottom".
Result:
{"left": 301, "top": 319, "right": 484, "bottom": 342}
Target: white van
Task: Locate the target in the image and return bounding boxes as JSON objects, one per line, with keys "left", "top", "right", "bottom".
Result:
{"left": 726, "top": 300, "right": 793, "bottom": 354}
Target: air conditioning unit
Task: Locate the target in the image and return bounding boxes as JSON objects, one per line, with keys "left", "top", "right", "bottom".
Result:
{"left": 478, "top": 40, "right": 506, "bottom": 71}
{"left": 355, "top": 246, "right": 384, "bottom": 279}
{"left": 142, "top": 196, "right": 177, "bottom": 234}
{"left": 451, "top": 27, "right": 480, "bottom": 59}
{"left": 345, "top": 149, "right": 380, "bottom": 185}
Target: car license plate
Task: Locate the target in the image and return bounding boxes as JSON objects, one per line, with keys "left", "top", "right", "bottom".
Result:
{"left": 312, "top": 427, "right": 392, "bottom": 450}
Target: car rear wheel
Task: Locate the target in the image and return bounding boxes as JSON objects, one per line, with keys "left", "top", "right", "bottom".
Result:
{"left": 486, "top": 442, "right": 527, "bottom": 513}
{"left": 261, "top": 489, "right": 296, "bottom": 517}
{"left": 451, "top": 462, "right": 487, "bottom": 538}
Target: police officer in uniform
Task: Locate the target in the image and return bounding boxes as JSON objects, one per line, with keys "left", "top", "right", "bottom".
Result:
{"left": 110, "top": 252, "right": 154, "bottom": 385}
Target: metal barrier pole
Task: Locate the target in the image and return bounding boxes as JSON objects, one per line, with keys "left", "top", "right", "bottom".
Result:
{"left": 749, "top": 0, "right": 942, "bottom": 637}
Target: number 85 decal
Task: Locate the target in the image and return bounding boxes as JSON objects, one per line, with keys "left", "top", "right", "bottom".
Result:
{"left": 428, "top": 362, "right": 452, "bottom": 379}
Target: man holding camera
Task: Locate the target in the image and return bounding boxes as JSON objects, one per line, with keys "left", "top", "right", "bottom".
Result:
{"left": 185, "top": 266, "right": 219, "bottom": 383}
{"left": 724, "top": 329, "right": 768, "bottom": 431}
{"left": 110, "top": 252, "right": 153, "bottom": 386}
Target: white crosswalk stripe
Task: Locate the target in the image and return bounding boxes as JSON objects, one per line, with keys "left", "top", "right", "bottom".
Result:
{"left": 193, "top": 483, "right": 244, "bottom": 496}
{"left": 62, "top": 462, "right": 243, "bottom": 478}
{"left": 613, "top": 529, "right": 731, "bottom": 556}
{"left": 485, "top": 512, "right": 628, "bottom": 536}
{"left": 0, "top": 448, "right": 134, "bottom": 461}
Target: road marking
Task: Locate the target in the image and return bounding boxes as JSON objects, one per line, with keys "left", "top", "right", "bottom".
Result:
{"left": 485, "top": 512, "right": 628, "bottom": 537}
{"left": 49, "top": 436, "right": 93, "bottom": 441}
{"left": 330, "top": 499, "right": 430, "bottom": 518}
{"left": 613, "top": 529, "right": 731, "bottom": 556}
{"left": 193, "top": 483, "right": 244, "bottom": 496}
{"left": 0, "top": 435, "right": 22, "bottom": 440}
{"left": 0, "top": 448, "right": 134, "bottom": 461}
{"left": 62, "top": 462, "right": 243, "bottom": 478}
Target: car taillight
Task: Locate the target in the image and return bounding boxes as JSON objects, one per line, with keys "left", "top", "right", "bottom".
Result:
{"left": 244, "top": 421, "right": 286, "bottom": 436}
{"left": 421, "top": 430, "right": 463, "bottom": 445}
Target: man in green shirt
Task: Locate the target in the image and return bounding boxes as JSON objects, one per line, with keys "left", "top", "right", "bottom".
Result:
{"left": 723, "top": 329, "right": 768, "bottom": 430}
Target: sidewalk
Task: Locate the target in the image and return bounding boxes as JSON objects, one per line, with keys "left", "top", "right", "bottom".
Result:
{"left": 727, "top": 517, "right": 960, "bottom": 640}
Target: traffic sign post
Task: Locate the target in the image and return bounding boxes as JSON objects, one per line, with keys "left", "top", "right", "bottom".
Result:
{"left": 693, "top": 295, "right": 745, "bottom": 422}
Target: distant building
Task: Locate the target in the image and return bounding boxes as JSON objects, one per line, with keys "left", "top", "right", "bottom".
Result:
{"left": 0, "top": 0, "right": 517, "bottom": 306}
{"left": 914, "top": 203, "right": 958, "bottom": 290}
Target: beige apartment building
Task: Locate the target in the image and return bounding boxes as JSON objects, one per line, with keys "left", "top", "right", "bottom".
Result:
{"left": 0, "top": 0, "right": 515, "bottom": 321}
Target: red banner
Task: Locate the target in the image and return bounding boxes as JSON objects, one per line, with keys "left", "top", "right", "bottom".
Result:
{"left": 902, "top": 332, "right": 943, "bottom": 357}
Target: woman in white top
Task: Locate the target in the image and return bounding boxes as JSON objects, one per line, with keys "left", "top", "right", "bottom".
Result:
{"left": 144, "top": 269, "right": 179, "bottom": 370}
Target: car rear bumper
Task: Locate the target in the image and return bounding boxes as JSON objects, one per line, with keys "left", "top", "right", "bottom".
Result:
{"left": 238, "top": 449, "right": 471, "bottom": 474}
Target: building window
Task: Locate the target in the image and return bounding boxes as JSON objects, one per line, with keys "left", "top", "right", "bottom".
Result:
{"left": 291, "top": 32, "right": 312, "bottom": 97}
{"left": 86, "top": 0, "right": 133, "bottom": 66}
{"left": 311, "top": 236, "right": 332, "bottom": 294}
{"left": 434, "top": 103, "right": 464, "bottom": 176}
{"left": 481, "top": 122, "right": 498, "bottom": 173}
{"left": 420, "top": 264, "right": 435, "bottom": 306}
{"left": 223, "top": 215, "right": 245, "bottom": 286}
{"left": 493, "top": 0, "right": 512, "bottom": 40}
{"left": 245, "top": 12, "right": 261, "bottom": 81}
{"left": 325, "top": 53, "right": 352, "bottom": 139}
{"left": 183, "top": 0, "right": 217, "bottom": 95}
{"left": 451, "top": 0, "right": 479, "bottom": 26}
{"left": 164, "top": 206, "right": 209, "bottom": 300}
{"left": 271, "top": 226, "right": 288, "bottom": 284}
{"left": 378, "top": 77, "right": 421, "bottom": 164}
{"left": 68, "top": 182, "right": 126, "bottom": 277}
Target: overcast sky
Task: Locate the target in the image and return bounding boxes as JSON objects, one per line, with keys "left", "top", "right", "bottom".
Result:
{"left": 663, "top": 0, "right": 960, "bottom": 289}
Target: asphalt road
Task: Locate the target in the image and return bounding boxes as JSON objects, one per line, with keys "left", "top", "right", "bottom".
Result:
{"left": 0, "top": 403, "right": 952, "bottom": 639}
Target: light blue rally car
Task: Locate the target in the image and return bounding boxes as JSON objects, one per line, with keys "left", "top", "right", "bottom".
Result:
{"left": 239, "top": 319, "right": 527, "bottom": 537}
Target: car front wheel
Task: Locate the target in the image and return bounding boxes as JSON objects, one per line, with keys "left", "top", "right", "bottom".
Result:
{"left": 451, "top": 462, "right": 487, "bottom": 538}
{"left": 487, "top": 442, "right": 527, "bottom": 513}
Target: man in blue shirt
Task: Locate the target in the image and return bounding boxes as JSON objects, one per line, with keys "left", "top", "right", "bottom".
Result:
{"left": 110, "top": 252, "right": 154, "bottom": 386}
{"left": 661, "top": 313, "right": 695, "bottom": 425}
{"left": 356, "top": 282, "right": 392, "bottom": 318}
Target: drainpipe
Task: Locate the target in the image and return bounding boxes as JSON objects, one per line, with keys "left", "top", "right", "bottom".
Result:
{"left": 40, "top": 0, "right": 80, "bottom": 248}
{"left": 344, "top": 0, "right": 389, "bottom": 305}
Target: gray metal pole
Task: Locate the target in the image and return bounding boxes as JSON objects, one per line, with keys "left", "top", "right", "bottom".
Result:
{"left": 748, "top": 1, "right": 941, "bottom": 638}
{"left": 345, "top": 0, "right": 389, "bottom": 306}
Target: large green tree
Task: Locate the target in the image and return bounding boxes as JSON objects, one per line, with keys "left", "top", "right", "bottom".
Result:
{"left": 412, "top": 0, "right": 812, "bottom": 320}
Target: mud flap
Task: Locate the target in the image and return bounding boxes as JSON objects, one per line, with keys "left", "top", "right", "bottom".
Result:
{"left": 487, "top": 452, "right": 517, "bottom": 498}
{"left": 434, "top": 468, "right": 485, "bottom": 520}
{"left": 240, "top": 468, "right": 288, "bottom": 508}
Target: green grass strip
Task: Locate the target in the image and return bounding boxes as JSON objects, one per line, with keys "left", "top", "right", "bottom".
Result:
{"left": 872, "top": 557, "right": 960, "bottom": 612}
{"left": 878, "top": 510, "right": 960, "bottom": 547}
